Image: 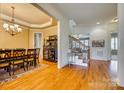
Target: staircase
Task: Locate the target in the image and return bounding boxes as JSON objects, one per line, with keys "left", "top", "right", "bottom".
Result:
{"left": 68, "top": 35, "right": 90, "bottom": 67}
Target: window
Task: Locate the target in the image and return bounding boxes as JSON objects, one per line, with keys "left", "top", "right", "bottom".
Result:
{"left": 80, "top": 38, "right": 89, "bottom": 49}
{"left": 81, "top": 39, "right": 89, "bottom": 46}
{"left": 111, "top": 33, "right": 118, "bottom": 55}
{"left": 84, "top": 40, "right": 89, "bottom": 46}
{"left": 111, "top": 33, "right": 118, "bottom": 50}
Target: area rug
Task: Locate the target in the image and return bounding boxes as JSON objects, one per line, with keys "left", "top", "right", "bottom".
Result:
{"left": 0, "top": 64, "right": 48, "bottom": 85}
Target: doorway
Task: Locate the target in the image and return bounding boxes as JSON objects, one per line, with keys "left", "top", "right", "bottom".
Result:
{"left": 33, "top": 32, "right": 42, "bottom": 48}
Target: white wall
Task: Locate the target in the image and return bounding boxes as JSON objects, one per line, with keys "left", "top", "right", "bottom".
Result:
{"left": 73, "top": 26, "right": 93, "bottom": 35}
{"left": 90, "top": 25, "right": 111, "bottom": 61}
{"left": 118, "top": 4, "right": 124, "bottom": 87}
{"left": 69, "top": 20, "right": 76, "bottom": 34}
{"left": 74, "top": 23, "right": 118, "bottom": 61}
{"left": 37, "top": 4, "right": 70, "bottom": 68}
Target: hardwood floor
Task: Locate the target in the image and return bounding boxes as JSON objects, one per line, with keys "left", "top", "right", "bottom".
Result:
{"left": 0, "top": 60, "right": 123, "bottom": 90}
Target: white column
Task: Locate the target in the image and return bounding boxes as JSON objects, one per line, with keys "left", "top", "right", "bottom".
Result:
{"left": 118, "top": 4, "right": 124, "bottom": 87}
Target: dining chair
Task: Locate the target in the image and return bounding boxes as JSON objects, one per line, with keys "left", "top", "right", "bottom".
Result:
{"left": 12, "top": 49, "right": 26, "bottom": 74}
{"left": 35, "top": 48, "right": 40, "bottom": 65}
{"left": 0, "top": 49, "right": 12, "bottom": 76}
{"left": 26, "top": 49, "right": 36, "bottom": 70}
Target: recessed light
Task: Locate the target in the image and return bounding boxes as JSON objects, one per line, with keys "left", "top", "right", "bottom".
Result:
{"left": 96, "top": 22, "right": 100, "bottom": 25}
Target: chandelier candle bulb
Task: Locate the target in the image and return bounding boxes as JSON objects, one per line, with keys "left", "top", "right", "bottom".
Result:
{"left": 3, "top": 23, "right": 9, "bottom": 28}
{"left": 14, "top": 24, "right": 19, "bottom": 28}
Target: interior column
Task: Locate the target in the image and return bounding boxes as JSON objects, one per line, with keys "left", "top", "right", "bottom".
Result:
{"left": 118, "top": 4, "right": 124, "bottom": 87}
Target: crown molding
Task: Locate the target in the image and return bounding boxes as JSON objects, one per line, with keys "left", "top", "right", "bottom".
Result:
{"left": 0, "top": 13, "right": 53, "bottom": 29}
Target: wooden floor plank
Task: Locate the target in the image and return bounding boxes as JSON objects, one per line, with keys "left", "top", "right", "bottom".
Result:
{"left": 0, "top": 60, "right": 124, "bottom": 90}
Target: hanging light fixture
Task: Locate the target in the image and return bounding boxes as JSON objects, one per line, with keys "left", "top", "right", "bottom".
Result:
{"left": 3, "top": 6, "right": 22, "bottom": 36}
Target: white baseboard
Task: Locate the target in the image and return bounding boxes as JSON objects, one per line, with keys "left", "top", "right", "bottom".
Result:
{"left": 91, "top": 57, "right": 110, "bottom": 61}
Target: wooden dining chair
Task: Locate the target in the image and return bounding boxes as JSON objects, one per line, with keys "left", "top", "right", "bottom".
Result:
{"left": 26, "top": 49, "right": 36, "bottom": 70}
{"left": 0, "top": 49, "right": 12, "bottom": 76}
{"left": 35, "top": 48, "right": 40, "bottom": 65}
{"left": 12, "top": 49, "right": 26, "bottom": 74}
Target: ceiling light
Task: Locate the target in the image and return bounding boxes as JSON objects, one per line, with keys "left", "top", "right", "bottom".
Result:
{"left": 114, "top": 18, "right": 118, "bottom": 22}
{"left": 110, "top": 17, "right": 118, "bottom": 23}
{"left": 96, "top": 22, "right": 100, "bottom": 25}
{"left": 3, "top": 6, "right": 22, "bottom": 36}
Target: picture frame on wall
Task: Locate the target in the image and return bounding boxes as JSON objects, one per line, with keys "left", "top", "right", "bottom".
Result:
{"left": 92, "top": 40, "right": 105, "bottom": 47}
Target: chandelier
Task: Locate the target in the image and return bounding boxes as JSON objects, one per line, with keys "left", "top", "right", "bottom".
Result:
{"left": 3, "top": 6, "right": 22, "bottom": 36}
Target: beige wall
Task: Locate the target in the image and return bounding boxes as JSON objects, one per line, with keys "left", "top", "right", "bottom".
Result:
{"left": 0, "top": 21, "right": 29, "bottom": 49}
{"left": 43, "top": 26, "right": 58, "bottom": 40}
{"left": 0, "top": 20, "right": 57, "bottom": 59}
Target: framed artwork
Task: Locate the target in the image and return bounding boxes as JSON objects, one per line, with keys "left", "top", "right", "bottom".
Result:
{"left": 92, "top": 40, "right": 105, "bottom": 47}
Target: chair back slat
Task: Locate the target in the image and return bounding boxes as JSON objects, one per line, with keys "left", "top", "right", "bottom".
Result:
{"left": 27, "top": 49, "right": 36, "bottom": 58}
{"left": 0, "top": 50, "right": 11, "bottom": 61}
{"left": 13, "top": 49, "right": 26, "bottom": 58}
{"left": 36, "top": 48, "right": 40, "bottom": 57}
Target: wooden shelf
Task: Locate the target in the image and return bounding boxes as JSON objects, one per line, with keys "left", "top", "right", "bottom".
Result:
{"left": 43, "top": 35, "right": 57, "bottom": 62}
